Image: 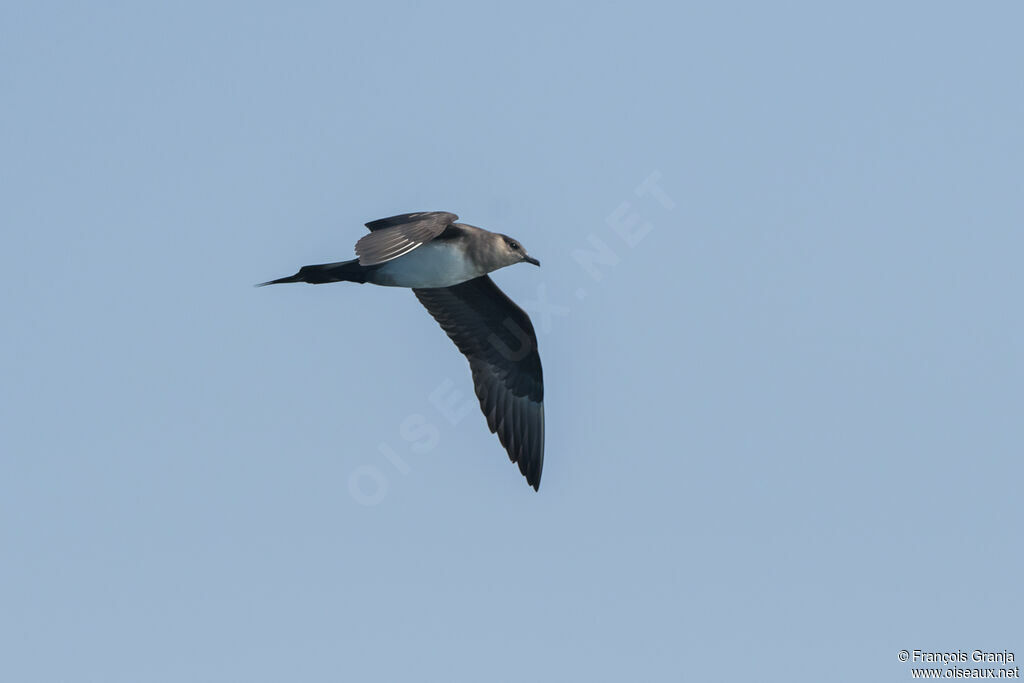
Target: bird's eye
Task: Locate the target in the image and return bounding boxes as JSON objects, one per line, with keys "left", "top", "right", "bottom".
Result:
{"left": 507, "top": 241, "right": 520, "bottom": 250}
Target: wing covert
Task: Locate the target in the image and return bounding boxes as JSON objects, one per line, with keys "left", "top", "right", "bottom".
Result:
{"left": 355, "top": 212, "right": 458, "bottom": 266}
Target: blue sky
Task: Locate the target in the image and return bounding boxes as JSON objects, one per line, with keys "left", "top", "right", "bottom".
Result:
{"left": 2, "top": 2, "right": 1022, "bottom": 681}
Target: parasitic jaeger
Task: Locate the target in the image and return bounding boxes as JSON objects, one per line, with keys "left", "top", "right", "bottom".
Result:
{"left": 259, "top": 212, "right": 545, "bottom": 490}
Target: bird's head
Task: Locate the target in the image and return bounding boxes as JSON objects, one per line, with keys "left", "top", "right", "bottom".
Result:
{"left": 494, "top": 234, "right": 540, "bottom": 269}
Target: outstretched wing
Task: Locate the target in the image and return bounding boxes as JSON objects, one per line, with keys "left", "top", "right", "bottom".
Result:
{"left": 413, "top": 276, "right": 545, "bottom": 490}
{"left": 355, "top": 211, "right": 458, "bottom": 266}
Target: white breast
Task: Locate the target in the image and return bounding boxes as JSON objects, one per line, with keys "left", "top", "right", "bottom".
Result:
{"left": 369, "top": 241, "right": 484, "bottom": 288}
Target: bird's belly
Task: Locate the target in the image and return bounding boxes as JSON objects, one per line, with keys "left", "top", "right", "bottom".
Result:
{"left": 370, "top": 242, "right": 483, "bottom": 288}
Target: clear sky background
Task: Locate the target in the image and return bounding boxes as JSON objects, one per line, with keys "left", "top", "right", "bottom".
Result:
{"left": 2, "top": 2, "right": 1022, "bottom": 681}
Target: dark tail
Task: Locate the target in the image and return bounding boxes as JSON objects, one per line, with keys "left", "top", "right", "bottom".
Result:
{"left": 257, "top": 259, "right": 370, "bottom": 287}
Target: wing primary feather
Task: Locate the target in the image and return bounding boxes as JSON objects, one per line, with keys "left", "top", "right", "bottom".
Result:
{"left": 411, "top": 276, "right": 544, "bottom": 490}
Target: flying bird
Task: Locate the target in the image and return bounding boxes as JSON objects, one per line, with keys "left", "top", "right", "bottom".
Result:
{"left": 259, "top": 212, "right": 545, "bottom": 490}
